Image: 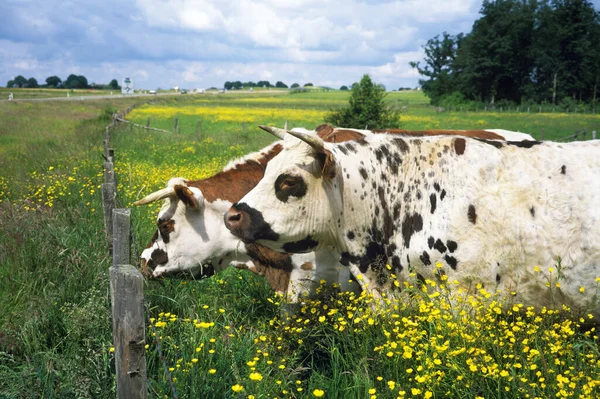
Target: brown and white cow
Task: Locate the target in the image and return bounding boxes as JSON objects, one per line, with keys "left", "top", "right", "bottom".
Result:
{"left": 225, "top": 127, "right": 600, "bottom": 318}
{"left": 138, "top": 125, "right": 534, "bottom": 303}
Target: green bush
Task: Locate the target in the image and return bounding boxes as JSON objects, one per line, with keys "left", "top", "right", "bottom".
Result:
{"left": 324, "top": 74, "right": 401, "bottom": 129}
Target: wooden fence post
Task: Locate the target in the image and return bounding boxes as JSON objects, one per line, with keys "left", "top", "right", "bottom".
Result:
{"left": 242, "top": 122, "right": 246, "bottom": 135}
{"left": 102, "top": 183, "right": 117, "bottom": 249}
{"left": 196, "top": 120, "right": 202, "bottom": 140}
{"left": 540, "top": 128, "right": 545, "bottom": 141}
{"left": 108, "top": 148, "right": 115, "bottom": 164}
{"left": 110, "top": 251, "right": 148, "bottom": 399}
{"left": 104, "top": 161, "right": 116, "bottom": 186}
{"left": 174, "top": 118, "right": 179, "bottom": 134}
{"left": 112, "top": 209, "right": 131, "bottom": 266}
{"left": 593, "top": 131, "right": 596, "bottom": 140}
{"left": 146, "top": 118, "right": 150, "bottom": 129}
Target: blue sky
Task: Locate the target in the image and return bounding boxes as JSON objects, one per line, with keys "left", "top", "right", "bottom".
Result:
{"left": 1, "top": 0, "right": 598, "bottom": 90}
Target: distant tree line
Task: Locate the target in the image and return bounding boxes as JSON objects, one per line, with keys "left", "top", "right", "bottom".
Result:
{"left": 411, "top": 0, "right": 600, "bottom": 108}
{"left": 223, "top": 81, "right": 316, "bottom": 90}
{"left": 6, "top": 74, "right": 121, "bottom": 90}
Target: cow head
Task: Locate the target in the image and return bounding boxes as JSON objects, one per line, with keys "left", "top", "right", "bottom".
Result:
{"left": 225, "top": 128, "right": 341, "bottom": 253}
{"left": 138, "top": 177, "right": 250, "bottom": 279}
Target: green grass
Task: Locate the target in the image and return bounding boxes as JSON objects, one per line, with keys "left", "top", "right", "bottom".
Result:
{"left": 0, "top": 91, "right": 599, "bottom": 398}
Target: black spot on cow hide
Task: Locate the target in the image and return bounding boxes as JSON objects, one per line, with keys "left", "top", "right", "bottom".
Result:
{"left": 468, "top": 205, "right": 477, "bottom": 224}
{"left": 428, "top": 236, "right": 435, "bottom": 249}
{"left": 440, "top": 189, "right": 446, "bottom": 200}
{"left": 530, "top": 206, "right": 535, "bottom": 217}
{"left": 347, "top": 231, "right": 355, "bottom": 240}
{"left": 561, "top": 165, "right": 566, "bottom": 175}
{"left": 433, "top": 239, "right": 447, "bottom": 254}
{"left": 359, "top": 167, "right": 368, "bottom": 180}
{"left": 401, "top": 212, "right": 423, "bottom": 248}
{"left": 446, "top": 240, "right": 457, "bottom": 253}
{"left": 445, "top": 255, "right": 458, "bottom": 270}
{"left": 475, "top": 138, "right": 503, "bottom": 148}
{"left": 429, "top": 193, "right": 437, "bottom": 214}
{"left": 508, "top": 140, "right": 542, "bottom": 148}
{"left": 420, "top": 251, "right": 431, "bottom": 266}
{"left": 496, "top": 273, "right": 501, "bottom": 283}
{"left": 282, "top": 236, "right": 319, "bottom": 253}
{"left": 433, "top": 182, "right": 441, "bottom": 192}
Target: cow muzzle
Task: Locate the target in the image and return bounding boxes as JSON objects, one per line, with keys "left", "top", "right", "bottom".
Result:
{"left": 224, "top": 203, "right": 280, "bottom": 244}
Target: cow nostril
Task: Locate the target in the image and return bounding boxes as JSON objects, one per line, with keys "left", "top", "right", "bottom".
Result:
{"left": 225, "top": 209, "right": 244, "bottom": 228}
{"left": 229, "top": 213, "right": 241, "bottom": 222}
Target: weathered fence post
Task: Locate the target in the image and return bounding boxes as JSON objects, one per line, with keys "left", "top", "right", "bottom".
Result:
{"left": 593, "top": 130, "right": 597, "bottom": 140}
{"left": 146, "top": 118, "right": 150, "bottom": 129}
{"left": 196, "top": 120, "right": 202, "bottom": 140}
{"left": 540, "top": 128, "right": 545, "bottom": 141}
{"left": 108, "top": 148, "right": 115, "bottom": 164}
{"left": 112, "top": 209, "right": 131, "bottom": 266}
{"left": 174, "top": 118, "right": 179, "bottom": 134}
{"left": 109, "top": 208, "right": 147, "bottom": 399}
{"left": 242, "top": 122, "right": 246, "bottom": 135}
{"left": 104, "top": 161, "right": 115, "bottom": 186}
{"left": 102, "top": 183, "right": 117, "bottom": 248}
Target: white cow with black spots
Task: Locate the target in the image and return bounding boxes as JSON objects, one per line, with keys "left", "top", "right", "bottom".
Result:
{"left": 225, "top": 127, "right": 600, "bottom": 318}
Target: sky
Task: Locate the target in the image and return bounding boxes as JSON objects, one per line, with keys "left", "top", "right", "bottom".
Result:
{"left": 1, "top": 0, "right": 598, "bottom": 91}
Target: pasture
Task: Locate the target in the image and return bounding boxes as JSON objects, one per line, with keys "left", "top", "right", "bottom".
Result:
{"left": 1, "top": 90, "right": 599, "bottom": 398}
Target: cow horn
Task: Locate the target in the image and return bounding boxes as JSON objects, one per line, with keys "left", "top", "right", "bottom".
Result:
{"left": 286, "top": 130, "right": 325, "bottom": 153}
{"left": 134, "top": 187, "right": 177, "bottom": 205}
{"left": 284, "top": 120, "right": 288, "bottom": 130}
{"left": 258, "top": 125, "right": 286, "bottom": 140}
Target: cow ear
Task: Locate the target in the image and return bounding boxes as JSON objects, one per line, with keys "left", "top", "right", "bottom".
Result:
{"left": 318, "top": 150, "right": 337, "bottom": 179}
{"left": 174, "top": 185, "right": 204, "bottom": 209}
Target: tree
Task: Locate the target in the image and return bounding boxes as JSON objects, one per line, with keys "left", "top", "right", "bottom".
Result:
{"left": 339, "top": 85, "right": 349, "bottom": 91}
{"left": 275, "top": 81, "right": 288, "bottom": 88}
{"left": 290, "top": 83, "right": 300, "bottom": 88}
{"left": 64, "top": 74, "right": 89, "bottom": 89}
{"left": 303, "top": 83, "right": 313, "bottom": 87}
{"left": 257, "top": 80, "right": 272, "bottom": 87}
{"left": 108, "top": 79, "right": 121, "bottom": 90}
{"left": 8, "top": 75, "right": 27, "bottom": 88}
{"left": 46, "top": 76, "right": 62, "bottom": 88}
{"left": 26, "top": 77, "right": 39, "bottom": 88}
{"left": 324, "top": 74, "right": 401, "bottom": 129}
{"left": 410, "top": 32, "right": 462, "bottom": 104}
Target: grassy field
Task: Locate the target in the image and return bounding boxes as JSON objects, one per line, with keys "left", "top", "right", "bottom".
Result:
{"left": 1, "top": 91, "right": 599, "bottom": 398}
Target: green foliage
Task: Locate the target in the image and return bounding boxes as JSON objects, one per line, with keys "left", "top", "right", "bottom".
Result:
{"left": 324, "top": 74, "right": 401, "bottom": 129}
{"left": 108, "top": 79, "right": 120, "bottom": 90}
{"left": 63, "top": 74, "right": 89, "bottom": 89}
{"left": 275, "top": 81, "right": 288, "bottom": 88}
{"left": 26, "top": 78, "right": 38, "bottom": 88}
{"left": 7, "top": 75, "right": 27, "bottom": 88}
{"left": 45, "top": 76, "right": 62, "bottom": 88}
{"left": 340, "top": 85, "right": 349, "bottom": 91}
{"left": 303, "top": 82, "right": 314, "bottom": 87}
{"left": 413, "top": 0, "right": 600, "bottom": 106}
{"left": 290, "top": 83, "right": 300, "bottom": 88}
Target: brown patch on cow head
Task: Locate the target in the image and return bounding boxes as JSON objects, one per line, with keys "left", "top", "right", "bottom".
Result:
{"left": 186, "top": 143, "right": 283, "bottom": 203}
{"left": 372, "top": 129, "right": 505, "bottom": 140}
{"left": 158, "top": 219, "right": 175, "bottom": 244}
{"left": 454, "top": 138, "right": 466, "bottom": 155}
{"left": 174, "top": 184, "right": 200, "bottom": 208}
{"left": 300, "top": 262, "right": 314, "bottom": 271}
{"left": 245, "top": 243, "right": 294, "bottom": 272}
{"left": 250, "top": 261, "right": 291, "bottom": 294}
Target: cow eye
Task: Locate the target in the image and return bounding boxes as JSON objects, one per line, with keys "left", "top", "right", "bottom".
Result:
{"left": 281, "top": 178, "right": 296, "bottom": 189}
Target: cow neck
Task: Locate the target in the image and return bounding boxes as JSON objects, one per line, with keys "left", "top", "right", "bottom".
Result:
{"left": 187, "top": 142, "right": 283, "bottom": 204}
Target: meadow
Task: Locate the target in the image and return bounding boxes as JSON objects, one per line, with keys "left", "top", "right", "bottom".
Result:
{"left": 0, "top": 90, "right": 599, "bottom": 398}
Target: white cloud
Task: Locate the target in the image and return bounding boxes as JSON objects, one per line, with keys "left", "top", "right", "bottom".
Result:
{"left": 0, "top": 0, "right": 486, "bottom": 89}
